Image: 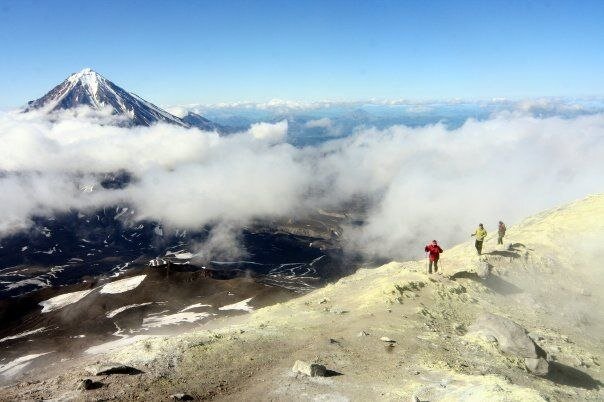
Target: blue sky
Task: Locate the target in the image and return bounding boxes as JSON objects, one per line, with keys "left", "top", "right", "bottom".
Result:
{"left": 1, "top": 0, "right": 603, "bottom": 108}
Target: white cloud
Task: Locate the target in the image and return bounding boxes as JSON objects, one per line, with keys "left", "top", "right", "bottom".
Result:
{"left": 0, "top": 109, "right": 222, "bottom": 174}
{"left": 325, "top": 114, "right": 604, "bottom": 258}
{"left": 0, "top": 172, "right": 124, "bottom": 235}
{"left": 0, "top": 108, "right": 603, "bottom": 261}
{"left": 164, "top": 106, "right": 189, "bottom": 118}
{"left": 305, "top": 118, "right": 333, "bottom": 129}
{"left": 169, "top": 97, "right": 604, "bottom": 117}
{"left": 247, "top": 120, "right": 288, "bottom": 142}
{"left": 515, "top": 98, "right": 586, "bottom": 114}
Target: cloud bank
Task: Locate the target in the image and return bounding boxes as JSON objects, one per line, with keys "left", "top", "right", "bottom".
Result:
{"left": 170, "top": 97, "right": 604, "bottom": 116}
{"left": 1, "top": 108, "right": 603, "bottom": 260}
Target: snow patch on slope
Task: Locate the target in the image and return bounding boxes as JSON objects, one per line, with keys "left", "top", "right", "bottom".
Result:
{"left": 85, "top": 335, "right": 154, "bottom": 355}
{"left": 39, "top": 289, "right": 94, "bottom": 313}
{"left": 0, "top": 353, "right": 51, "bottom": 378}
{"left": 106, "top": 302, "right": 153, "bottom": 318}
{"left": 142, "top": 312, "right": 211, "bottom": 329}
{"left": 0, "top": 327, "right": 47, "bottom": 343}
{"left": 180, "top": 303, "right": 212, "bottom": 312}
{"left": 218, "top": 297, "right": 254, "bottom": 312}
{"left": 100, "top": 275, "right": 146, "bottom": 294}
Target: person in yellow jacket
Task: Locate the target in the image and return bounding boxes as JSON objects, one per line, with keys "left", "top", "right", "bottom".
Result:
{"left": 471, "top": 223, "right": 487, "bottom": 255}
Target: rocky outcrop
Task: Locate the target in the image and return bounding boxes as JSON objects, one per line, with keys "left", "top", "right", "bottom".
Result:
{"left": 475, "top": 260, "right": 492, "bottom": 279}
{"left": 292, "top": 360, "right": 327, "bottom": 377}
{"left": 470, "top": 313, "right": 549, "bottom": 375}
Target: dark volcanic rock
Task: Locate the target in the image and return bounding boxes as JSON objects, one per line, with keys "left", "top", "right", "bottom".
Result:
{"left": 181, "top": 111, "right": 224, "bottom": 132}
{"left": 0, "top": 204, "right": 347, "bottom": 299}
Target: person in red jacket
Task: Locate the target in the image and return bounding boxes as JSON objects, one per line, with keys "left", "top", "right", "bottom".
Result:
{"left": 424, "top": 240, "right": 443, "bottom": 274}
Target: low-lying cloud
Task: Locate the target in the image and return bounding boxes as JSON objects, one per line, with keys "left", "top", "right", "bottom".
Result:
{"left": 1, "top": 108, "right": 603, "bottom": 260}
{"left": 304, "top": 118, "right": 333, "bottom": 129}
{"left": 170, "top": 97, "right": 604, "bottom": 116}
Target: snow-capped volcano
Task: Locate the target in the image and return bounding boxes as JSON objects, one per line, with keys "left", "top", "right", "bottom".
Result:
{"left": 25, "top": 68, "right": 219, "bottom": 130}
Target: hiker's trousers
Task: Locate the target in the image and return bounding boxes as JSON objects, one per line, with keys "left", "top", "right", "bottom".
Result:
{"left": 475, "top": 240, "right": 483, "bottom": 255}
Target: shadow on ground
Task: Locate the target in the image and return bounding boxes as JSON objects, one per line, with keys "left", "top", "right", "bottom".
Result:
{"left": 547, "top": 362, "right": 603, "bottom": 390}
{"left": 485, "top": 250, "right": 520, "bottom": 258}
{"left": 89, "top": 381, "right": 104, "bottom": 390}
{"left": 449, "top": 271, "right": 523, "bottom": 295}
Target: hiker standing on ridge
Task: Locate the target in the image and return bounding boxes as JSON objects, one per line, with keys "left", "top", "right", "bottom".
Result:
{"left": 498, "top": 221, "right": 506, "bottom": 245}
{"left": 471, "top": 223, "right": 487, "bottom": 255}
{"left": 424, "top": 240, "right": 443, "bottom": 274}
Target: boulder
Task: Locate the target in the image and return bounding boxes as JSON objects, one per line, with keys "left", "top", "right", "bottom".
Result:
{"left": 470, "top": 313, "right": 549, "bottom": 375}
{"left": 76, "top": 379, "right": 94, "bottom": 391}
{"left": 76, "top": 378, "right": 102, "bottom": 390}
{"left": 292, "top": 360, "right": 327, "bottom": 377}
{"left": 475, "top": 261, "right": 491, "bottom": 279}
{"left": 524, "top": 357, "right": 549, "bottom": 376}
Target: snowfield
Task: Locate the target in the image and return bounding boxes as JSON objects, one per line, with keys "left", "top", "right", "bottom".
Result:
{"left": 0, "top": 327, "right": 47, "bottom": 344}
{"left": 142, "top": 312, "right": 211, "bottom": 329}
{"left": 106, "top": 302, "right": 154, "bottom": 318}
{"left": 218, "top": 297, "right": 254, "bottom": 312}
{"left": 100, "top": 274, "right": 146, "bottom": 294}
{"left": 39, "top": 289, "right": 94, "bottom": 313}
{"left": 0, "top": 353, "right": 51, "bottom": 379}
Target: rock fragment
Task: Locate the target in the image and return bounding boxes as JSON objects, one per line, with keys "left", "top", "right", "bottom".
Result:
{"left": 76, "top": 379, "right": 94, "bottom": 390}
{"left": 292, "top": 360, "right": 327, "bottom": 377}
{"left": 170, "top": 393, "right": 194, "bottom": 400}
{"left": 453, "top": 323, "right": 466, "bottom": 334}
{"left": 475, "top": 261, "right": 491, "bottom": 279}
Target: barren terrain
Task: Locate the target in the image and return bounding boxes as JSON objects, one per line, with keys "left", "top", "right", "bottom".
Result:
{"left": 1, "top": 194, "right": 602, "bottom": 401}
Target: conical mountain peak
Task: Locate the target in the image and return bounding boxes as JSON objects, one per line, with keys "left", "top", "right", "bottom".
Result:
{"left": 24, "top": 69, "right": 220, "bottom": 130}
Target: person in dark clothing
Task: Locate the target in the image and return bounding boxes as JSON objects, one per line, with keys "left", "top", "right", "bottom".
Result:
{"left": 498, "top": 221, "right": 506, "bottom": 245}
{"left": 424, "top": 240, "right": 443, "bottom": 274}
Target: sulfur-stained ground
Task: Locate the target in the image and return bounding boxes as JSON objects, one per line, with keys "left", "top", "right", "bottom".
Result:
{"left": 1, "top": 195, "right": 603, "bottom": 401}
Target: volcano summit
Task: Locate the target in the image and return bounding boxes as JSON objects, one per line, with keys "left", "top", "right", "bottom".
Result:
{"left": 24, "top": 68, "right": 220, "bottom": 131}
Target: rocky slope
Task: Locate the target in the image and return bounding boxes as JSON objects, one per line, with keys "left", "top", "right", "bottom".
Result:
{"left": 1, "top": 194, "right": 602, "bottom": 401}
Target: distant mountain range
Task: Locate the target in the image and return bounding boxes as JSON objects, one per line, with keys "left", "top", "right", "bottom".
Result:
{"left": 24, "top": 68, "right": 223, "bottom": 131}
